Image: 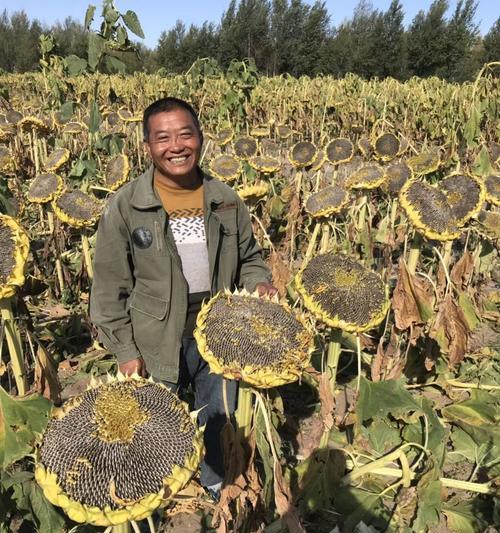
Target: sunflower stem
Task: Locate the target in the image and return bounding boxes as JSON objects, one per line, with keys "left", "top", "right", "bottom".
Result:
{"left": 304, "top": 222, "right": 321, "bottom": 264}
{"left": 319, "top": 222, "right": 330, "bottom": 253}
{"left": 81, "top": 232, "right": 93, "bottom": 281}
{"left": 0, "top": 296, "right": 27, "bottom": 396}
{"left": 112, "top": 522, "right": 131, "bottom": 533}
{"left": 407, "top": 232, "right": 422, "bottom": 275}
{"left": 235, "top": 381, "right": 253, "bottom": 441}
{"left": 319, "top": 329, "right": 342, "bottom": 448}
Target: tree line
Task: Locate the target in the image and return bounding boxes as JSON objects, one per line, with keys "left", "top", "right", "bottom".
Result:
{"left": 1, "top": 0, "right": 499, "bottom": 81}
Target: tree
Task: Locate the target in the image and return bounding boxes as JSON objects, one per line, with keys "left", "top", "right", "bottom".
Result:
{"left": 407, "top": 0, "right": 449, "bottom": 78}
{"left": 481, "top": 17, "right": 500, "bottom": 64}
{"left": 156, "top": 20, "right": 187, "bottom": 73}
{"left": 376, "top": 0, "right": 407, "bottom": 79}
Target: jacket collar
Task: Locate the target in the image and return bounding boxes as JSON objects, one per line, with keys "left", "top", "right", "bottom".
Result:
{"left": 130, "top": 165, "right": 224, "bottom": 209}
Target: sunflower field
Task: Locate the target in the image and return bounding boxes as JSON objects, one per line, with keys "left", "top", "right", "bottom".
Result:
{"left": 0, "top": 49, "right": 499, "bottom": 533}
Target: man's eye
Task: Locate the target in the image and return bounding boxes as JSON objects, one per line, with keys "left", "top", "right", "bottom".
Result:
{"left": 181, "top": 132, "right": 192, "bottom": 138}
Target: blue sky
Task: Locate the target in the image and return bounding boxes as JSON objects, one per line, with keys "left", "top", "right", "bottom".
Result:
{"left": 2, "top": 0, "right": 498, "bottom": 48}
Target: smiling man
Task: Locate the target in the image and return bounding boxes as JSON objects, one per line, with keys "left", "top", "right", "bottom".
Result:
{"left": 90, "top": 97, "right": 276, "bottom": 496}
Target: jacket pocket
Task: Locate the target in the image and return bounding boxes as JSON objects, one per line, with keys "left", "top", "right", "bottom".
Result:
{"left": 130, "top": 290, "right": 170, "bottom": 355}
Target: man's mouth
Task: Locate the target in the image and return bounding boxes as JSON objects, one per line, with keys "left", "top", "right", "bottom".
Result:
{"left": 168, "top": 155, "right": 189, "bottom": 165}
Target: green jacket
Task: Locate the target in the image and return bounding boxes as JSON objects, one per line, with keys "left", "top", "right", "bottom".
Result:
{"left": 90, "top": 165, "right": 271, "bottom": 382}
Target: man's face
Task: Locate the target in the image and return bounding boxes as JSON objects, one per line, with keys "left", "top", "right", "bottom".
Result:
{"left": 144, "top": 108, "right": 202, "bottom": 183}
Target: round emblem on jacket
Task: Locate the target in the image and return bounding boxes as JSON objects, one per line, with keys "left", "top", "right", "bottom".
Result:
{"left": 132, "top": 227, "right": 153, "bottom": 249}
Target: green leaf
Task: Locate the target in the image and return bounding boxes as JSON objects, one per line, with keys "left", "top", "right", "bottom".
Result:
{"left": 472, "top": 146, "right": 493, "bottom": 176}
{"left": 442, "top": 500, "right": 491, "bottom": 533}
{"left": 63, "top": 55, "right": 88, "bottom": 76}
{"left": 463, "top": 105, "right": 480, "bottom": 147}
{"left": 356, "top": 378, "right": 422, "bottom": 423}
{"left": 365, "top": 419, "right": 401, "bottom": 455}
{"left": 84, "top": 5, "right": 96, "bottom": 29}
{"left": 89, "top": 101, "right": 101, "bottom": 134}
{"left": 412, "top": 460, "right": 441, "bottom": 532}
{"left": 104, "top": 55, "right": 126, "bottom": 74}
{"left": 293, "top": 448, "right": 345, "bottom": 512}
{"left": 29, "top": 482, "right": 65, "bottom": 532}
{"left": 0, "top": 387, "right": 52, "bottom": 468}
{"left": 121, "top": 10, "right": 144, "bottom": 38}
{"left": 88, "top": 33, "right": 106, "bottom": 71}
{"left": 254, "top": 409, "right": 274, "bottom": 507}
{"left": 58, "top": 102, "right": 74, "bottom": 123}
{"left": 103, "top": 5, "right": 120, "bottom": 25}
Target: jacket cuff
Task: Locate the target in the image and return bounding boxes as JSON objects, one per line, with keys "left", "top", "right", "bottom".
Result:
{"left": 243, "top": 276, "right": 273, "bottom": 293}
{"left": 106, "top": 342, "right": 141, "bottom": 364}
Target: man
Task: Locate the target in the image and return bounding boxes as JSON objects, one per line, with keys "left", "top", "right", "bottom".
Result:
{"left": 90, "top": 97, "right": 277, "bottom": 495}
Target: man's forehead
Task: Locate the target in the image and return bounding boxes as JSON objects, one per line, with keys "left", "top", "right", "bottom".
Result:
{"left": 148, "top": 109, "right": 197, "bottom": 128}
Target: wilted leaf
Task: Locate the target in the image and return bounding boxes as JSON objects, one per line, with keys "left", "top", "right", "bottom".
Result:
{"left": 392, "top": 259, "right": 434, "bottom": 331}
{"left": 267, "top": 250, "right": 290, "bottom": 296}
{"left": 451, "top": 252, "right": 474, "bottom": 290}
{"left": 34, "top": 344, "right": 61, "bottom": 405}
{"left": 412, "top": 460, "right": 441, "bottom": 532}
{"left": 89, "top": 101, "right": 101, "bottom": 134}
{"left": 121, "top": 10, "right": 145, "bottom": 38}
{"left": 0, "top": 387, "right": 52, "bottom": 468}
{"left": 458, "top": 291, "right": 479, "bottom": 331}
{"left": 442, "top": 400, "right": 497, "bottom": 426}
{"left": 429, "top": 294, "right": 469, "bottom": 368}
{"left": 371, "top": 326, "right": 404, "bottom": 381}
{"left": 357, "top": 377, "right": 422, "bottom": 423}
{"left": 274, "top": 462, "right": 305, "bottom": 533}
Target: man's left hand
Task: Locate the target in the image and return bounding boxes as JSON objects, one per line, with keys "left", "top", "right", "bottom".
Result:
{"left": 255, "top": 282, "right": 279, "bottom": 297}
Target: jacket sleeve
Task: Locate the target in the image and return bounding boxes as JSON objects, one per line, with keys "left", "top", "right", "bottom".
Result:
{"left": 236, "top": 195, "right": 273, "bottom": 292}
{"left": 89, "top": 199, "right": 141, "bottom": 364}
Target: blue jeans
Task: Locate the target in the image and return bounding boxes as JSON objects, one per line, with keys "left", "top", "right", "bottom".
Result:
{"left": 155, "top": 337, "right": 237, "bottom": 487}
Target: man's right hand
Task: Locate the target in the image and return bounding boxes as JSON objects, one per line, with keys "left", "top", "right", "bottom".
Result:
{"left": 119, "top": 357, "right": 147, "bottom": 377}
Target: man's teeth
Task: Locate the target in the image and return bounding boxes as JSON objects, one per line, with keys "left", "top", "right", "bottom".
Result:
{"left": 170, "top": 156, "right": 188, "bottom": 164}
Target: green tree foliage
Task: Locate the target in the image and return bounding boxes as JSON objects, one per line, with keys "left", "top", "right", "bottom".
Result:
{"left": 481, "top": 17, "right": 500, "bottom": 63}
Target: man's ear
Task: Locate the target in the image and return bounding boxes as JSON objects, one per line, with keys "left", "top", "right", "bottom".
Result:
{"left": 144, "top": 141, "right": 151, "bottom": 157}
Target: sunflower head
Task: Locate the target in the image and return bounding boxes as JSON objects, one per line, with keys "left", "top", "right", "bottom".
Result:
{"left": 382, "top": 161, "right": 413, "bottom": 195}
{"left": 259, "top": 138, "right": 281, "bottom": 159}
{"left": 347, "top": 164, "right": 386, "bottom": 190}
{"left": 326, "top": 138, "right": 354, "bottom": 165}
{"left": 289, "top": 141, "right": 317, "bottom": 168}
{"left": 233, "top": 136, "right": 258, "bottom": 160}
{"left": 44, "top": 148, "right": 70, "bottom": 173}
{"left": 484, "top": 175, "right": 499, "bottom": 206}
{"left": 400, "top": 179, "right": 460, "bottom": 240}
{"left": 373, "top": 133, "right": 400, "bottom": 161}
{"left": 214, "top": 127, "right": 234, "bottom": 146}
{"left": 248, "top": 155, "right": 280, "bottom": 174}
{"left": 194, "top": 290, "right": 314, "bottom": 388}
{"left": 62, "top": 122, "right": 87, "bottom": 135}
{"left": 209, "top": 155, "right": 241, "bottom": 182}
{"left": 357, "top": 137, "right": 373, "bottom": 157}
{"left": 36, "top": 375, "right": 203, "bottom": 526}
{"left": 27, "top": 174, "right": 64, "bottom": 204}
{"left": 305, "top": 185, "right": 350, "bottom": 218}
{"left": 52, "top": 190, "right": 102, "bottom": 228}
{"left": 440, "top": 173, "right": 485, "bottom": 226}
{"left": 407, "top": 149, "right": 441, "bottom": 175}
{"left": 250, "top": 125, "right": 270, "bottom": 138}
{"left": 0, "top": 214, "right": 29, "bottom": 299}
{"left": 237, "top": 182, "right": 269, "bottom": 200}
{"left": 276, "top": 125, "right": 293, "bottom": 140}
{"left": 18, "top": 116, "right": 51, "bottom": 134}
{"left": 105, "top": 154, "right": 130, "bottom": 191}
{"left": 295, "top": 253, "right": 390, "bottom": 333}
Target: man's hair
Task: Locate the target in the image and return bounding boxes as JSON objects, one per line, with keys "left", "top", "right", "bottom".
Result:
{"left": 142, "top": 97, "right": 202, "bottom": 142}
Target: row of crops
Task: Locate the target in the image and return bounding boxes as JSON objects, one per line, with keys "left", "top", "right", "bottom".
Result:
{"left": 0, "top": 66, "right": 499, "bottom": 532}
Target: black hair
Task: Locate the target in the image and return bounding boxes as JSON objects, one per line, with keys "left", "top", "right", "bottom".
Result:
{"left": 142, "top": 97, "right": 202, "bottom": 143}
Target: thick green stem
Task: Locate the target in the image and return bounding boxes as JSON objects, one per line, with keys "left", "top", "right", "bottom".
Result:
{"left": 111, "top": 523, "right": 131, "bottom": 533}
{"left": 319, "top": 222, "right": 330, "bottom": 253}
{"left": 442, "top": 240, "right": 453, "bottom": 270}
{"left": 0, "top": 297, "right": 27, "bottom": 395}
{"left": 304, "top": 222, "right": 321, "bottom": 264}
{"left": 407, "top": 232, "right": 423, "bottom": 275}
{"left": 235, "top": 382, "right": 253, "bottom": 441}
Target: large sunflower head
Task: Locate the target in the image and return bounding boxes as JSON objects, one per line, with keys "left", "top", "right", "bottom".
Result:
{"left": 194, "top": 290, "right": 314, "bottom": 388}
{"left": 35, "top": 375, "right": 203, "bottom": 526}
{"left": 250, "top": 125, "right": 271, "bottom": 138}
{"left": 105, "top": 154, "right": 130, "bottom": 191}
{"left": 400, "top": 179, "right": 460, "bottom": 240}
{"left": 484, "top": 174, "right": 499, "bottom": 206}
{"left": 214, "top": 127, "right": 234, "bottom": 146}
{"left": 295, "top": 253, "right": 390, "bottom": 333}
{"left": 209, "top": 154, "right": 241, "bottom": 182}
{"left": 357, "top": 137, "right": 373, "bottom": 158}
{"left": 305, "top": 185, "right": 350, "bottom": 218}
{"left": 473, "top": 210, "right": 500, "bottom": 241}
{"left": 326, "top": 138, "right": 354, "bottom": 165}
{"left": 237, "top": 182, "right": 269, "bottom": 200}
{"left": 44, "top": 148, "right": 70, "bottom": 173}
{"left": 52, "top": 190, "right": 102, "bottom": 228}
{"left": 0, "top": 214, "right": 29, "bottom": 299}
{"left": 18, "top": 115, "right": 51, "bottom": 135}
{"left": 27, "top": 174, "right": 64, "bottom": 204}
{"left": 347, "top": 164, "right": 386, "bottom": 190}
{"left": 407, "top": 149, "right": 441, "bottom": 175}
{"left": 373, "top": 133, "right": 400, "bottom": 161}
{"left": 233, "top": 136, "right": 258, "bottom": 160}
{"left": 276, "top": 124, "right": 293, "bottom": 140}
{"left": 62, "top": 122, "right": 87, "bottom": 135}
{"left": 289, "top": 141, "right": 317, "bottom": 168}
{"left": 440, "top": 173, "right": 485, "bottom": 226}
{"left": 259, "top": 138, "right": 281, "bottom": 159}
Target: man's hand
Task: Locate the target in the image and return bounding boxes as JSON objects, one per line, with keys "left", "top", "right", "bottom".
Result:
{"left": 255, "top": 282, "right": 279, "bottom": 297}
{"left": 119, "top": 357, "right": 147, "bottom": 377}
